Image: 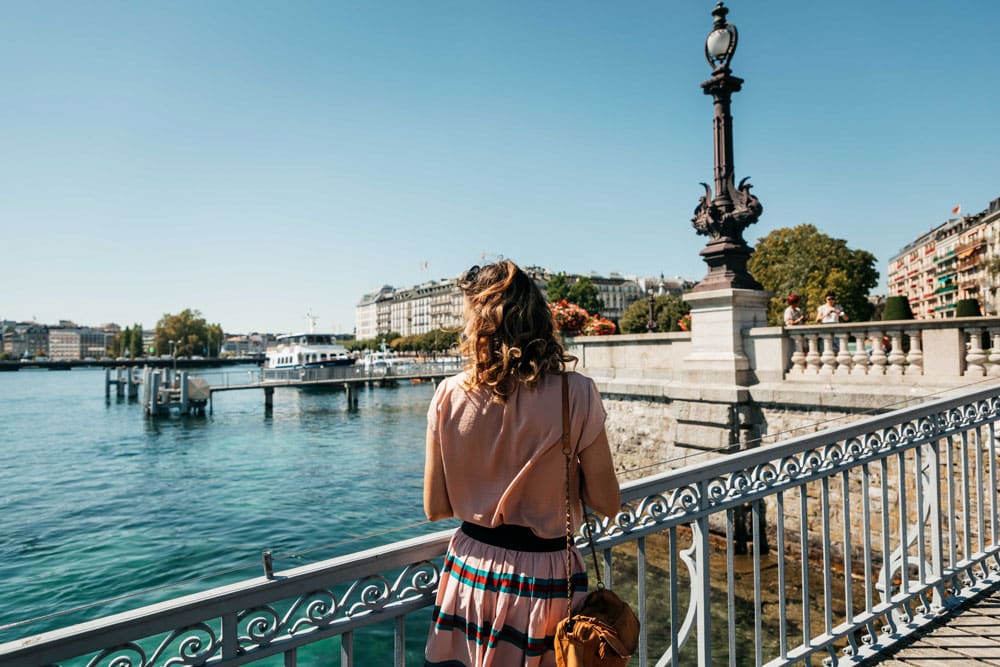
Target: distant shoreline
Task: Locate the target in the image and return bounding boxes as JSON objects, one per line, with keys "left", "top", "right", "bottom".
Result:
{"left": 0, "top": 356, "right": 264, "bottom": 372}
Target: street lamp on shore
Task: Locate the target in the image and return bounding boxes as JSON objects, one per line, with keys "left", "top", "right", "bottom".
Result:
{"left": 646, "top": 290, "right": 657, "bottom": 333}
{"left": 690, "top": 2, "right": 764, "bottom": 293}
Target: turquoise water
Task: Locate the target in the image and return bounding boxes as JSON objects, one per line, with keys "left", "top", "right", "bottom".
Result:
{"left": 0, "top": 366, "right": 450, "bottom": 661}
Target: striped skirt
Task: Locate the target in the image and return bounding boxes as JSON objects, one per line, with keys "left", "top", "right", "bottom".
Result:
{"left": 424, "top": 527, "right": 588, "bottom": 667}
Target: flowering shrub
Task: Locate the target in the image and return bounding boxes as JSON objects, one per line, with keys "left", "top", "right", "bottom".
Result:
{"left": 583, "top": 315, "right": 617, "bottom": 336}
{"left": 549, "top": 299, "right": 590, "bottom": 336}
{"left": 677, "top": 313, "right": 692, "bottom": 332}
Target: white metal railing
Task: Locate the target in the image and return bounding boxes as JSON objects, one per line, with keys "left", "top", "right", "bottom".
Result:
{"left": 4, "top": 383, "right": 1000, "bottom": 666}
{"left": 784, "top": 317, "right": 1000, "bottom": 379}
{"left": 258, "top": 361, "right": 464, "bottom": 385}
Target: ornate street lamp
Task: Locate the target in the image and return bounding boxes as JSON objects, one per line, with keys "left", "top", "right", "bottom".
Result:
{"left": 690, "top": 2, "right": 764, "bottom": 292}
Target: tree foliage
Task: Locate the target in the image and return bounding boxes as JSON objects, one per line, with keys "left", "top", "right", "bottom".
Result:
{"left": 345, "top": 331, "right": 403, "bottom": 352}
{"left": 546, "top": 273, "right": 570, "bottom": 302}
{"left": 748, "top": 224, "right": 879, "bottom": 325}
{"left": 154, "top": 309, "right": 223, "bottom": 357}
{"left": 882, "top": 296, "right": 914, "bottom": 321}
{"left": 619, "top": 295, "right": 691, "bottom": 334}
{"left": 546, "top": 273, "right": 604, "bottom": 314}
{"left": 110, "top": 323, "right": 145, "bottom": 358}
{"left": 567, "top": 277, "right": 604, "bottom": 314}
{"left": 386, "top": 329, "right": 459, "bottom": 354}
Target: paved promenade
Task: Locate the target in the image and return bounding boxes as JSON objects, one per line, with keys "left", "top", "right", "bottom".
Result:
{"left": 869, "top": 583, "right": 1000, "bottom": 665}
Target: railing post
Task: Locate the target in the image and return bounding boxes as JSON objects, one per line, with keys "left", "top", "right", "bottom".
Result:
{"left": 819, "top": 332, "right": 836, "bottom": 374}
{"left": 869, "top": 329, "right": 887, "bottom": 375}
{"left": 696, "top": 482, "right": 711, "bottom": 666}
{"left": 852, "top": 333, "right": 870, "bottom": 376}
{"left": 906, "top": 330, "right": 923, "bottom": 375}
{"left": 965, "top": 327, "right": 987, "bottom": 377}
{"left": 886, "top": 330, "right": 906, "bottom": 375}
{"left": 989, "top": 329, "right": 1000, "bottom": 376}
{"left": 805, "top": 334, "right": 821, "bottom": 374}
{"left": 790, "top": 334, "right": 806, "bottom": 374}
{"left": 835, "top": 332, "right": 853, "bottom": 375}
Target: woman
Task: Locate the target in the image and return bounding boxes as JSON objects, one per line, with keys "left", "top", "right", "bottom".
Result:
{"left": 783, "top": 293, "right": 806, "bottom": 326}
{"left": 424, "top": 260, "right": 621, "bottom": 667}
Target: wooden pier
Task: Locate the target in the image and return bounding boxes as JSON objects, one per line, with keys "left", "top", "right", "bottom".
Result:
{"left": 207, "top": 361, "right": 462, "bottom": 413}
{"left": 105, "top": 366, "right": 210, "bottom": 416}
{"left": 104, "top": 362, "right": 462, "bottom": 416}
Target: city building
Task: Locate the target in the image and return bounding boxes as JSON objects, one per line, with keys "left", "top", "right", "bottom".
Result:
{"left": 888, "top": 196, "right": 1000, "bottom": 317}
{"left": 354, "top": 267, "right": 656, "bottom": 339}
{"left": 2, "top": 323, "right": 50, "bottom": 359}
{"left": 47, "top": 325, "right": 111, "bottom": 360}
{"left": 221, "top": 334, "right": 270, "bottom": 357}
{"left": 355, "top": 286, "right": 396, "bottom": 340}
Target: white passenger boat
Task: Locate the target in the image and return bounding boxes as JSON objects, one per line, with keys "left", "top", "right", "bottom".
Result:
{"left": 264, "top": 333, "right": 355, "bottom": 369}
{"left": 359, "top": 350, "right": 403, "bottom": 372}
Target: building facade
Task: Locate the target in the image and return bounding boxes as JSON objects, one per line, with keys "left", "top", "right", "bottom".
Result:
{"left": 47, "top": 326, "right": 110, "bottom": 360}
{"left": 888, "top": 196, "right": 1000, "bottom": 318}
{"left": 354, "top": 267, "right": 653, "bottom": 339}
{"left": 2, "top": 324, "right": 50, "bottom": 359}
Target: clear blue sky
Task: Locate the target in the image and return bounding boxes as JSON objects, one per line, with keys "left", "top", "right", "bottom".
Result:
{"left": 2, "top": 1, "right": 997, "bottom": 334}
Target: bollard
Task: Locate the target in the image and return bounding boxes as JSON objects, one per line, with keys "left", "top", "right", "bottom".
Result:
{"left": 179, "top": 371, "right": 189, "bottom": 414}
{"left": 262, "top": 551, "right": 274, "bottom": 579}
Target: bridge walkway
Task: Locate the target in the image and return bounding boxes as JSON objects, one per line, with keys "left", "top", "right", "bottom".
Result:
{"left": 868, "top": 583, "right": 1000, "bottom": 665}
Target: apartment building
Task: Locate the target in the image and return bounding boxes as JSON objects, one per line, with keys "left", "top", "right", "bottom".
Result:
{"left": 888, "top": 196, "right": 1000, "bottom": 317}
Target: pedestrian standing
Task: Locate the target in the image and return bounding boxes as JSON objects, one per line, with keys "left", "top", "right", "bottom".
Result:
{"left": 783, "top": 294, "right": 806, "bottom": 326}
{"left": 423, "top": 260, "right": 621, "bottom": 666}
{"left": 816, "top": 292, "right": 848, "bottom": 324}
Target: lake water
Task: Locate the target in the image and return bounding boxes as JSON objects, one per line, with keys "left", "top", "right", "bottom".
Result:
{"left": 0, "top": 365, "right": 451, "bottom": 662}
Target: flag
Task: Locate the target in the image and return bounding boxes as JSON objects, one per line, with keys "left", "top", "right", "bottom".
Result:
{"left": 952, "top": 205, "right": 961, "bottom": 216}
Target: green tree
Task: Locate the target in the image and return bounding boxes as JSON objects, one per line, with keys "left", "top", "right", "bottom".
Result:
{"left": 112, "top": 325, "right": 141, "bottom": 358}
{"left": 567, "top": 277, "right": 604, "bottom": 315}
{"left": 882, "top": 296, "right": 914, "bottom": 321}
{"left": 748, "top": 224, "right": 879, "bottom": 325}
{"left": 154, "top": 309, "right": 222, "bottom": 357}
{"left": 205, "top": 323, "right": 224, "bottom": 357}
{"left": 129, "top": 323, "right": 144, "bottom": 359}
{"left": 620, "top": 295, "right": 691, "bottom": 334}
{"left": 546, "top": 273, "right": 570, "bottom": 302}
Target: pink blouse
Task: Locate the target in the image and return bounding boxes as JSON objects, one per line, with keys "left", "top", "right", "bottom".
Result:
{"left": 426, "top": 370, "right": 607, "bottom": 539}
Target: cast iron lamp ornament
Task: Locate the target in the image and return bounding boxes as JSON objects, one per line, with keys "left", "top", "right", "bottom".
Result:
{"left": 690, "top": 2, "right": 764, "bottom": 292}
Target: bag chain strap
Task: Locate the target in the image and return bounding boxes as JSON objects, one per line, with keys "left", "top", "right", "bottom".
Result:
{"left": 562, "top": 373, "right": 605, "bottom": 623}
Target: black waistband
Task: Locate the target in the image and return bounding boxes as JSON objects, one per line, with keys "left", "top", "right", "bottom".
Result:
{"left": 460, "top": 522, "right": 566, "bottom": 552}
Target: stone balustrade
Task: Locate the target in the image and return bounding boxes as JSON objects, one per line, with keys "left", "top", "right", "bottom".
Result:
{"left": 779, "top": 317, "right": 1000, "bottom": 381}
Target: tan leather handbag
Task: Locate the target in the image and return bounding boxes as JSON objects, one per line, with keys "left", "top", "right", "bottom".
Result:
{"left": 554, "top": 374, "right": 639, "bottom": 666}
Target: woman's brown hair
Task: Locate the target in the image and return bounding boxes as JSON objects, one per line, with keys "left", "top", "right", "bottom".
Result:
{"left": 457, "top": 260, "right": 576, "bottom": 401}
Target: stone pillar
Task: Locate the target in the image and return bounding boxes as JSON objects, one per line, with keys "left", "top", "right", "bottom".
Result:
{"left": 682, "top": 287, "right": 770, "bottom": 389}
{"left": 675, "top": 287, "right": 769, "bottom": 451}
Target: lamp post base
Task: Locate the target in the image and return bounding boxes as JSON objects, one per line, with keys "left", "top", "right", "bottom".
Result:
{"left": 690, "top": 238, "right": 763, "bottom": 292}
